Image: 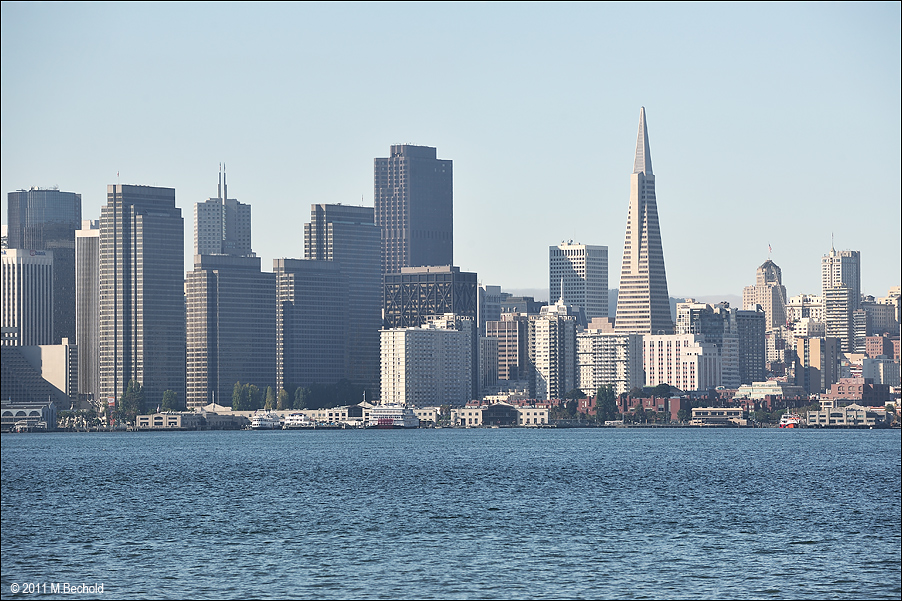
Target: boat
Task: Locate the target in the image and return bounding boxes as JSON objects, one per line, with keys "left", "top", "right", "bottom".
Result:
{"left": 283, "top": 412, "right": 315, "bottom": 429}
{"left": 367, "top": 404, "right": 420, "bottom": 429}
{"left": 249, "top": 410, "right": 282, "bottom": 430}
{"left": 779, "top": 412, "right": 804, "bottom": 428}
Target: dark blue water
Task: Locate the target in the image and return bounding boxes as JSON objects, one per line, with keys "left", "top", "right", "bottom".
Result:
{"left": 2, "top": 428, "right": 900, "bottom": 599}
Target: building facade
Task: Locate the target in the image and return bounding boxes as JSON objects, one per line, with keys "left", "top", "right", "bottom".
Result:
{"left": 614, "top": 107, "right": 673, "bottom": 334}
{"left": 822, "top": 248, "right": 860, "bottom": 311}
{"left": 7, "top": 188, "right": 82, "bottom": 343}
{"left": 2, "top": 249, "right": 54, "bottom": 346}
{"left": 304, "top": 204, "right": 381, "bottom": 388}
{"left": 576, "top": 330, "right": 644, "bottom": 396}
{"left": 742, "top": 259, "right": 787, "bottom": 330}
{"left": 187, "top": 255, "right": 276, "bottom": 409}
{"left": 796, "top": 336, "right": 839, "bottom": 394}
{"left": 374, "top": 144, "right": 453, "bottom": 275}
{"left": 274, "top": 258, "right": 348, "bottom": 392}
{"left": 75, "top": 221, "right": 100, "bottom": 402}
{"left": 194, "top": 166, "right": 252, "bottom": 257}
{"left": 380, "top": 317, "right": 472, "bottom": 406}
{"left": 643, "top": 333, "right": 722, "bottom": 392}
{"left": 529, "top": 300, "right": 578, "bottom": 400}
{"left": 549, "top": 241, "right": 608, "bottom": 322}
{"left": 99, "top": 184, "right": 185, "bottom": 410}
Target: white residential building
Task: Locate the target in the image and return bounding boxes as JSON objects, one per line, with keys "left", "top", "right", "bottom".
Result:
{"left": 380, "top": 316, "right": 472, "bottom": 406}
{"left": 643, "top": 334, "right": 721, "bottom": 392}
{"left": 549, "top": 241, "right": 608, "bottom": 322}
{"left": 577, "top": 330, "right": 644, "bottom": 396}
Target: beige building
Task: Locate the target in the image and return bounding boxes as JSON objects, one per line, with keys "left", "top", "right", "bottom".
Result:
{"left": 577, "top": 330, "right": 644, "bottom": 396}
{"left": 743, "top": 259, "right": 787, "bottom": 330}
{"left": 644, "top": 334, "right": 721, "bottom": 392}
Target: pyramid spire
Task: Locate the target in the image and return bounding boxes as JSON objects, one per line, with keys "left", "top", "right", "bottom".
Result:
{"left": 632, "top": 106, "right": 653, "bottom": 176}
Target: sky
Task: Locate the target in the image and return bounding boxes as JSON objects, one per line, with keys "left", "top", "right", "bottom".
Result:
{"left": 2, "top": 2, "right": 900, "bottom": 303}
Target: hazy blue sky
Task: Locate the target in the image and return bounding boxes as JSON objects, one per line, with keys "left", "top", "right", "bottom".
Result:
{"left": 2, "top": 2, "right": 899, "bottom": 302}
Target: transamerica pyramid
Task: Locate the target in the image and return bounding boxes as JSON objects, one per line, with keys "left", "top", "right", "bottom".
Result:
{"left": 614, "top": 107, "right": 674, "bottom": 334}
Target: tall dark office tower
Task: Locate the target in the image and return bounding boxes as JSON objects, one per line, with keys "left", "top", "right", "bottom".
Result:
{"left": 7, "top": 188, "right": 82, "bottom": 343}
{"left": 374, "top": 145, "right": 453, "bottom": 274}
{"left": 614, "top": 108, "right": 673, "bottom": 334}
{"left": 186, "top": 255, "right": 275, "bottom": 409}
{"left": 304, "top": 204, "right": 381, "bottom": 388}
{"left": 274, "top": 259, "right": 348, "bottom": 392}
{"left": 99, "top": 185, "right": 185, "bottom": 410}
{"left": 194, "top": 165, "right": 253, "bottom": 257}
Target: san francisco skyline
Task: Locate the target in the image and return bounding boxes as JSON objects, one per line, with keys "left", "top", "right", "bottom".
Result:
{"left": 2, "top": 3, "right": 899, "bottom": 301}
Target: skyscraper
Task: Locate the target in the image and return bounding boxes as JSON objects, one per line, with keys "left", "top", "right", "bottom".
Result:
{"left": 304, "top": 204, "right": 381, "bottom": 388}
{"left": 75, "top": 220, "right": 100, "bottom": 402}
{"left": 7, "top": 187, "right": 82, "bottom": 343}
{"left": 614, "top": 108, "right": 673, "bottom": 334}
{"left": 549, "top": 241, "right": 608, "bottom": 322}
{"left": 743, "top": 259, "right": 787, "bottom": 330}
{"left": 2, "top": 249, "right": 54, "bottom": 346}
{"left": 374, "top": 145, "right": 453, "bottom": 274}
{"left": 99, "top": 185, "right": 185, "bottom": 410}
{"left": 822, "top": 248, "right": 860, "bottom": 310}
{"left": 186, "top": 255, "right": 275, "bottom": 409}
{"left": 194, "top": 165, "right": 252, "bottom": 257}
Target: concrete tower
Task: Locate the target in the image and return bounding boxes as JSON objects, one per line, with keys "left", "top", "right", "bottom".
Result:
{"left": 615, "top": 108, "right": 673, "bottom": 334}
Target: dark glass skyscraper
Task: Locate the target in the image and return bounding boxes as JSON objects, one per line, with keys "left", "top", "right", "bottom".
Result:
{"left": 99, "top": 185, "right": 185, "bottom": 410}
{"left": 304, "top": 204, "right": 381, "bottom": 389}
{"left": 374, "top": 145, "right": 453, "bottom": 275}
{"left": 7, "top": 188, "right": 82, "bottom": 343}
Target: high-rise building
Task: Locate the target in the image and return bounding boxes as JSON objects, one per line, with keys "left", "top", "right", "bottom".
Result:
{"left": 2, "top": 248, "right": 54, "bottom": 346}
{"left": 304, "top": 204, "right": 381, "bottom": 388}
{"left": 824, "top": 286, "right": 854, "bottom": 353}
{"left": 529, "top": 299, "right": 578, "bottom": 400}
{"left": 644, "top": 334, "right": 722, "bottom": 392}
{"left": 99, "top": 185, "right": 185, "bottom": 411}
{"left": 549, "top": 241, "right": 608, "bottom": 322}
{"left": 614, "top": 108, "right": 673, "bottom": 334}
{"left": 75, "top": 220, "right": 100, "bottom": 403}
{"left": 194, "top": 165, "right": 252, "bottom": 257}
{"left": 7, "top": 188, "right": 82, "bottom": 343}
{"left": 274, "top": 259, "right": 348, "bottom": 392}
{"left": 485, "top": 314, "right": 531, "bottom": 382}
{"left": 796, "top": 336, "right": 839, "bottom": 394}
{"left": 380, "top": 315, "right": 473, "bottom": 406}
{"left": 186, "top": 255, "right": 275, "bottom": 409}
{"left": 742, "top": 259, "right": 787, "bottom": 330}
{"left": 822, "top": 248, "right": 860, "bottom": 310}
{"left": 374, "top": 145, "right": 453, "bottom": 274}
{"left": 577, "top": 329, "right": 644, "bottom": 396}
{"left": 383, "top": 265, "right": 477, "bottom": 329}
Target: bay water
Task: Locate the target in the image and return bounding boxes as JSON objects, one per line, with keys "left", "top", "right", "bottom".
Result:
{"left": 2, "top": 428, "right": 900, "bottom": 599}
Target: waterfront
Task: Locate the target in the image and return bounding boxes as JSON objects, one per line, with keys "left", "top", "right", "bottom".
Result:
{"left": 2, "top": 428, "right": 900, "bottom": 600}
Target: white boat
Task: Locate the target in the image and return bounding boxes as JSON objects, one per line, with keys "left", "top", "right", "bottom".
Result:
{"left": 250, "top": 410, "right": 282, "bottom": 430}
{"left": 779, "top": 412, "right": 804, "bottom": 428}
{"left": 367, "top": 404, "right": 420, "bottom": 429}
{"left": 283, "top": 412, "right": 315, "bottom": 429}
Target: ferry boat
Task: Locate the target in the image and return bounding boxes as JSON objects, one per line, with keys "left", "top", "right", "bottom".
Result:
{"left": 779, "top": 412, "right": 804, "bottom": 428}
{"left": 367, "top": 404, "right": 420, "bottom": 429}
{"left": 283, "top": 413, "right": 315, "bottom": 429}
{"left": 249, "top": 410, "right": 282, "bottom": 430}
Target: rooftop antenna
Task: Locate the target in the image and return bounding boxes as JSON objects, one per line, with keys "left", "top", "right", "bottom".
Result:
{"left": 223, "top": 163, "right": 227, "bottom": 200}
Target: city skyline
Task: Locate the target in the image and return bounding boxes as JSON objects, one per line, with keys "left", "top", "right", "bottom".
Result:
{"left": 2, "top": 3, "right": 899, "bottom": 300}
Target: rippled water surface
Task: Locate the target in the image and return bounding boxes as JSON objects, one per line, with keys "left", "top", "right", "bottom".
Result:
{"left": 2, "top": 428, "right": 900, "bottom": 599}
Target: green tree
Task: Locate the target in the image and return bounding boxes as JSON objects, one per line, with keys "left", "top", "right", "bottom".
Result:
{"left": 161, "top": 389, "right": 178, "bottom": 411}
{"left": 596, "top": 385, "right": 618, "bottom": 423}
{"left": 264, "top": 386, "right": 276, "bottom": 410}
{"left": 232, "top": 381, "right": 247, "bottom": 411}
{"left": 277, "top": 388, "right": 290, "bottom": 410}
{"left": 677, "top": 407, "right": 691, "bottom": 423}
{"left": 119, "top": 379, "right": 145, "bottom": 423}
{"left": 652, "top": 383, "right": 672, "bottom": 398}
{"left": 293, "top": 386, "right": 310, "bottom": 410}
{"left": 565, "top": 388, "right": 587, "bottom": 400}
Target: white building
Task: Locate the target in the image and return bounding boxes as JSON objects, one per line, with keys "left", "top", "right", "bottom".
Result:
{"left": 822, "top": 248, "right": 860, "bottom": 311}
{"left": 577, "top": 330, "right": 644, "bottom": 396}
{"left": 549, "top": 241, "right": 608, "bottom": 322}
{"left": 530, "top": 300, "right": 577, "bottom": 400}
{"left": 380, "top": 316, "right": 472, "bottom": 406}
{"left": 2, "top": 248, "right": 54, "bottom": 346}
{"left": 644, "top": 334, "right": 721, "bottom": 392}
{"left": 786, "top": 293, "right": 824, "bottom": 323}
